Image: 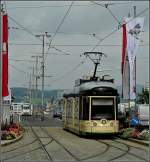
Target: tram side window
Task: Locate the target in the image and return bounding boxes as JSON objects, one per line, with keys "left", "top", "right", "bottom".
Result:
{"left": 79, "top": 97, "right": 83, "bottom": 120}
{"left": 82, "top": 97, "right": 89, "bottom": 120}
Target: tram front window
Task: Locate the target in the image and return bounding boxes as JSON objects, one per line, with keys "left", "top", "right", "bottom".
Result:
{"left": 91, "top": 98, "right": 114, "bottom": 120}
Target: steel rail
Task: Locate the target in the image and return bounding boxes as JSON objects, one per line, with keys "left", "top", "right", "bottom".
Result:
{"left": 80, "top": 141, "right": 110, "bottom": 161}
{"left": 1, "top": 138, "right": 38, "bottom": 153}
{"left": 30, "top": 126, "right": 53, "bottom": 161}
{"left": 96, "top": 139, "right": 148, "bottom": 161}
{"left": 113, "top": 137, "right": 148, "bottom": 151}
{"left": 40, "top": 127, "right": 81, "bottom": 161}
{"left": 2, "top": 139, "right": 53, "bottom": 161}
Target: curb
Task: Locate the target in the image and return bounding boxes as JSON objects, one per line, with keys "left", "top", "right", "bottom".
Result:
{"left": 1, "top": 133, "right": 23, "bottom": 146}
{"left": 127, "top": 138, "right": 149, "bottom": 146}
{"left": 117, "top": 135, "right": 149, "bottom": 147}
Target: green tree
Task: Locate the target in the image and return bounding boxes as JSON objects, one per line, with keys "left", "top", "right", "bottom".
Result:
{"left": 138, "top": 88, "right": 149, "bottom": 104}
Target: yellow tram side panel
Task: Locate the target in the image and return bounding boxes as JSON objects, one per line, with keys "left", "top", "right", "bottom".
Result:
{"left": 63, "top": 97, "right": 80, "bottom": 134}
{"left": 63, "top": 97, "right": 75, "bottom": 131}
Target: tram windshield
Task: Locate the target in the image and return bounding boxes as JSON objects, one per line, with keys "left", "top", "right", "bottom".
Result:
{"left": 91, "top": 98, "right": 115, "bottom": 120}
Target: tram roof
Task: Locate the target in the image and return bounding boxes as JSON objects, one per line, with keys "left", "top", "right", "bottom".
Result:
{"left": 63, "top": 81, "right": 117, "bottom": 97}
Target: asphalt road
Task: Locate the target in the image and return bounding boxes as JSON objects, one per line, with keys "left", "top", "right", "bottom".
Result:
{"left": 20, "top": 114, "right": 63, "bottom": 127}
{"left": 1, "top": 115, "right": 149, "bottom": 161}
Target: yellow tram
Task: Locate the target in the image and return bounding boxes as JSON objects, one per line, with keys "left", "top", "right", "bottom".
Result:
{"left": 63, "top": 77, "right": 120, "bottom": 135}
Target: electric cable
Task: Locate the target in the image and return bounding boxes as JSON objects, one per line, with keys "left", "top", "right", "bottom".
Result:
{"left": 8, "top": 15, "right": 42, "bottom": 42}
{"left": 45, "top": 1, "right": 74, "bottom": 60}
{"left": 9, "top": 64, "right": 30, "bottom": 75}
{"left": 90, "top": 7, "right": 148, "bottom": 51}
{"left": 8, "top": 43, "right": 149, "bottom": 47}
{"left": 7, "top": 4, "right": 94, "bottom": 10}
{"left": 8, "top": 15, "right": 72, "bottom": 58}
{"left": 50, "top": 60, "right": 85, "bottom": 84}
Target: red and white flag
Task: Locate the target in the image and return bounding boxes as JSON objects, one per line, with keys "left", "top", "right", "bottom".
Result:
{"left": 122, "top": 18, "right": 129, "bottom": 99}
{"left": 126, "top": 17, "right": 144, "bottom": 99}
{"left": 122, "top": 17, "right": 144, "bottom": 99}
{"left": 2, "top": 14, "right": 9, "bottom": 97}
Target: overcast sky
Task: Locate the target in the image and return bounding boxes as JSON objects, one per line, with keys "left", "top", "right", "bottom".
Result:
{"left": 4, "top": 1, "right": 149, "bottom": 90}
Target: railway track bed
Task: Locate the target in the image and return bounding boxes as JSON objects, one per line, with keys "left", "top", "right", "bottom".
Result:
{"left": 1, "top": 126, "right": 149, "bottom": 161}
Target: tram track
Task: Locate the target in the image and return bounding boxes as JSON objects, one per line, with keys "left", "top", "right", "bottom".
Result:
{"left": 27, "top": 127, "right": 149, "bottom": 161}
{"left": 40, "top": 127, "right": 81, "bottom": 161}
{"left": 30, "top": 126, "right": 53, "bottom": 161}
{"left": 113, "top": 137, "right": 148, "bottom": 151}
{"left": 2, "top": 120, "right": 148, "bottom": 162}
{"left": 2, "top": 139, "right": 53, "bottom": 161}
{"left": 96, "top": 139, "right": 148, "bottom": 161}
{"left": 1, "top": 138, "right": 38, "bottom": 154}
{"left": 80, "top": 140, "right": 110, "bottom": 161}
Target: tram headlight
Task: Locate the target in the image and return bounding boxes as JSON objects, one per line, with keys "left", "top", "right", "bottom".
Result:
{"left": 101, "top": 119, "right": 107, "bottom": 125}
{"left": 93, "top": 122, "right": 97, "bottom": 126}
{"left": 110, "top": 122, "right": 113, "bottom": 127}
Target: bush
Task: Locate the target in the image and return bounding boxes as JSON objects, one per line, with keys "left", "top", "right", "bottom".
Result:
{"left": 138, "top": 130, "right": 149, "bottom": 140}
{"left": 1, "top": 131, "right": 16, "bottom": 140}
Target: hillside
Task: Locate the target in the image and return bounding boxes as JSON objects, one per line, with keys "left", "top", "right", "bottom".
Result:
{"left": 11, "top": 87, "right": 63, "bottom": 102}
{"left": 11, "top": 85, "right": 144, "bottom": 103}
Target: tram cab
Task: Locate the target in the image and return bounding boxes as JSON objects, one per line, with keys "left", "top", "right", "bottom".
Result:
{"left": 63, "top": 76, "right": 120, "bottom": 135}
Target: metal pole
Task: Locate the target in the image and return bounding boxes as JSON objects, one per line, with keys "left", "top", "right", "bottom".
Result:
{"left": 32, "top": 66, "right": 35, "bottom": 101}
{"left": 31, "top": 55, "right": 41, "bottom": 115}
{"left": 29, "top": 73, "right": 32, "bottom": 104}
{"left": 0, "top": 4, "right": 3, "bottom": 123}
{"left": 35, "top": 57, "right": 38, "bottom": 94}
{"left": 35, "top": 32, "right": 50, "bottom": 121}
{"left": 41, "top": 35, "right": 44, "bottom": 121}
{"left": 133, "top": 6, "right": 137, "bottom": 113}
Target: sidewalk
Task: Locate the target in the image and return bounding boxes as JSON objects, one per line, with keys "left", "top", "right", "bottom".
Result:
{"left": 1, "top": 133, "right": 23, "bottom": 146}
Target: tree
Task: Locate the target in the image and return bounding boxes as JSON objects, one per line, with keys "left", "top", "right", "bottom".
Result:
{"left": 138, "top": 88, "right": 149, "bottom": 104}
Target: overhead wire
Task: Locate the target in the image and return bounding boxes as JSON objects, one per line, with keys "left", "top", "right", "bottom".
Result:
{"left": 8, "top": 15, "right": 42, "bottom": 42}
{"left": 9, "top": 64, "right": 30, "bottom": 75}
{"left": 6, "top": 2, "right": 133, "bottom": 10}
{"left": 50, "top": 60, "right": 85, "bottom": 84}
{"left": 105, "top": 7, "right": 121, "bottom": 25}
{"left": 9, "top": 59, "right": 36, "bottom": 62}
{"left": 45, "top": 1, "right": 74, "bottom": 60}
{"left": 7, "top": 2, "right": 148, "bottom": 85}
{"left": 46, "top": 7, "right": 148, "bottom": 84}
{"left": 8, "top": 43, "right": 149, "bottom": 47}
{"left": 7, "top": 4, "right": 94, "bottom": 10}
{"left": 8, "top": 14, "right": 72, "bottom": 61}
{"left": 90, "top": 7, "right": 148, "bottom": 52}
{"left": 91, "top": 1, "right": 133, "bottom": 7}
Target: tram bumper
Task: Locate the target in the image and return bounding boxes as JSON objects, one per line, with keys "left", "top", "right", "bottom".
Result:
{"left": 80, "top": 120, "right": 119, "bottom": 135}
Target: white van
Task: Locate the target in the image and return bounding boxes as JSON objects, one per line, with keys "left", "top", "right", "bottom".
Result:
{"left": 22, "top": 103, "right": 33, "bottom": 116}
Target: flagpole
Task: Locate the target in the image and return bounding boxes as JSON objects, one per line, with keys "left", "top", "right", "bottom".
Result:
{"left": 0, "top": 4, "right": 3, "bottom": 162}
{"left": 128, "top": 13, "right": 131, "bottom": 127}
{"left": 0, "top": 4, "right": 3, "bottom": 124}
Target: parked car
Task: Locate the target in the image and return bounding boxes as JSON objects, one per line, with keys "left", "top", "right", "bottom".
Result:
{"left": 53, "top": 109, "right": 62, "bottom": 119}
